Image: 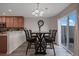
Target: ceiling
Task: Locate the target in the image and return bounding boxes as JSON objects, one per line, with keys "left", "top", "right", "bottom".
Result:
{"left": 0, "top": 3, "right": 70, "bottom": 18}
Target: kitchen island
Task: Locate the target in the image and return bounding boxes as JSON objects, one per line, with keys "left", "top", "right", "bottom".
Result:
{"left": 0, "top": 30, "right": 26, "bottom": 55}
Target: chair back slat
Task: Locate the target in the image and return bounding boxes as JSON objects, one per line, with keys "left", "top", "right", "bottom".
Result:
{"left": 28, "top": 30, "right": 32, "bottom": 38}
{"left": 49, "top": 30, "right": 52, "bottom": 38}
{"left": 48, "top": 29, "right": 57, "bottom": 41}
{"left": 52, "top": 30, "right": 57, "bottom": 41}
{"left": 52, "top": 30, "right": 57, "bottom": 37}
{"left": 24, "top": 29, "right": 30, "bottom": 41}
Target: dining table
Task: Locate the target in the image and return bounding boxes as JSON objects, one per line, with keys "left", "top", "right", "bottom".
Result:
{"left": 31, "top": 31, "right": 50, "bottom": 55}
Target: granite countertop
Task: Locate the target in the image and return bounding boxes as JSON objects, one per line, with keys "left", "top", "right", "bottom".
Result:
{"left": 0, "top": 28, "right": 24, "bottom": 36}
{"left": 0, "top": 32, "right": 7, "bottom": 36}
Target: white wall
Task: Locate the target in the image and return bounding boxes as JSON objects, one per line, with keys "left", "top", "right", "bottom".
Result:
{"left": 49, "top": 17, "right": 58, "bottom": 44}
{"left": 7, "top": 31, "right": 26, "bottom": 54}
{"left": 49, "top": 18, "right": 57, "bottom": 29}
{"left": 58, "top": 20, "right": 61, "bottom": 45}
{"left": 24, "top": 17, "right": 50, "bottom": 32}
{"left": 24, "top": 17, "right": 58, "bottom": 44}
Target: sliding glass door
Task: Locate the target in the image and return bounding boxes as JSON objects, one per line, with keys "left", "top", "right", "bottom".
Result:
{"left": 59, "top": 11, "right": 76, "bottom": 54}
{"left": 61, "top": 17, "right": 68, "bottom": 47}
{"left": 68, "top": 11, "right": 76, "bottom": 53}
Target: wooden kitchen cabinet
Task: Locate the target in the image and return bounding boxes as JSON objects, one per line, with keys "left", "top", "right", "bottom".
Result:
{"left": 0, "top": 36, "right": 7, "bottom": 54}
{"left": 1, "top": 16, "right": 6, "bottom": 23}
{"left": 0, "top": 16, "right": 6, "bottom": 23}
{"left": 0, "top": 16, "right": 2, "bottom": 22}
{"left": 6, "top": 16, "right": 14, "bottom": 28}
{"left": 0, "top": 16, "right": 24, "bottom": 29}
{"left": 18, "top": 16, "right": 24, "bottom": 28}
{"left": 10, "top": 16, "right": 24, "bottom": 28}
{"left": 13, "top": 16, "right": 19, "bottom": 28}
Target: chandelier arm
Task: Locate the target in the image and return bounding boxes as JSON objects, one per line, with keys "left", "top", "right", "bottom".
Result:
{"left": 32, "top": 3, "right": 44, "bottom": 17}
{"left": 37, "top": 3, "right": 39, "bottom": 10}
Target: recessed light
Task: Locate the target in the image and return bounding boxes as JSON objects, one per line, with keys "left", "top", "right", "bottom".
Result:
{"left": 8, "top": 9, "right": 12, "bottom": 12}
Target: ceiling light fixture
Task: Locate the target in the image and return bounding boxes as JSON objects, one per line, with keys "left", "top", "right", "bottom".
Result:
{"left": 32, "top": 3, "right": 44, "bottom": 17}
{"left": 8, "top": 9, "right": 12, "bottom": 12}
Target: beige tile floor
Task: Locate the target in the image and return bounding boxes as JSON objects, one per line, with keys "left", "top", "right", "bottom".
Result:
{"left": 0, "top": 42, "right": 72, "bottom": 56}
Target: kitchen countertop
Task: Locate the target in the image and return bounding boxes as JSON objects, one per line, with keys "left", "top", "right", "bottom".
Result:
{"left": 0, "top": 32, "right": 7, "bottom": 36}
{"left": 0, "top": 28, "right": 24, "bottom": 36}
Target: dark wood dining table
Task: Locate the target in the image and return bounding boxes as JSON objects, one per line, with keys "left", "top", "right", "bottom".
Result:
{"left": 31, "top": 32, "right": 50, "bottom": 54}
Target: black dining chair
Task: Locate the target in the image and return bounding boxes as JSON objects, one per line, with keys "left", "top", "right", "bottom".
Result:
{"left": 45, "top": 30, "right": 52, "bottom": 48}
{"left": 28, "top": 30, "right": 37, "bottom": 45}
{"left": 45, "top": 29, "right": 57, "bottom": 56}
{"left": 24, "top": 29, "right": 36, "bottom": 55}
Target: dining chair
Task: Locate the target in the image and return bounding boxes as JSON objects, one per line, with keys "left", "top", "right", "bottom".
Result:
{"left": 24, "top": 29, "right": 36, "bottom": 55}
{"left": 44, "top": 30, "right": 52, "bottom": 48}
{"left": 45, "top": 29, "right": 57, "bottom": 56}
{"left": 28, "top": 30, "right": 37, "bottom": 45}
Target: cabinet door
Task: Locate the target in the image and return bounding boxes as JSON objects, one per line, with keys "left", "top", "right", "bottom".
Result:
{"left": 0, "top": 16, "right": 2, "bottom": 23}
{"left": 13, "top": 17, "right": 19, "bottom": 28}
{"left": 0, "top": 16, "right": 6, "bottom": 23}
{"left": 1, "top": 16, "right": 6, "bottom": 23}
{"left": 0, "top": 36, "right": 7, "bottom": 53}
{"left": 18, "top": 17, "right": 24, "bottom": 28}
{"left": 21, "top": 17, "right": 24, "bottom": 28}
{"left": 6, "top": 16, "right": 14, "bottom": 28}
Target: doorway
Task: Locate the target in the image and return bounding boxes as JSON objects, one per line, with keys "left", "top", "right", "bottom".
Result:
{"left": 58, "top": 11, "right": 76, "bottom": 54}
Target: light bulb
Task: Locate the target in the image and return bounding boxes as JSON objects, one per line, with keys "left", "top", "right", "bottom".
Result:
{"left": 35, "top": 14, "right": 38, "bottom": 16}
{"left": 8, "top": 9, "right": 12, "bottom": 12}
{"left": 32, "top": 12, "right": 35, "bottom": 15}
{"left": 35, "top": 10, "right": 39, "bottom": 13}
{"left": 39, "top": 11, "right": 44, "bottom": 16}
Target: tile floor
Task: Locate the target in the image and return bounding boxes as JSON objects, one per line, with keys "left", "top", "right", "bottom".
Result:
{"left": 0, "top": 42, "right": 72, "bottom": 56}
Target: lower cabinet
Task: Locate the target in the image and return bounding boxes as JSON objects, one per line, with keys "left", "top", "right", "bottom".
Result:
{"left": 0, "top": 36, "right": 7, "bottom": 54}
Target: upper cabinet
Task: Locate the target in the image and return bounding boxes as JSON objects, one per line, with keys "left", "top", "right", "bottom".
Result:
{"left": 13, "top": 16, "right": 19, "bottom": 28}
{"left": 18, "top": 16, "right": 24, "bottom": 28}
{"left": 6, "top": 16, "right": 14, "bottom": 28}
{"left": 1, "top": 16, "right": 6, "bottom": 23}
{"left": 13, "top": 16, "right": 24, "bottom": 28}
{"left": 0, "top": 16, "right": 24, "bottom": 29}
{"left": 0, "top": 16, "right": 6, "bottom": 23}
